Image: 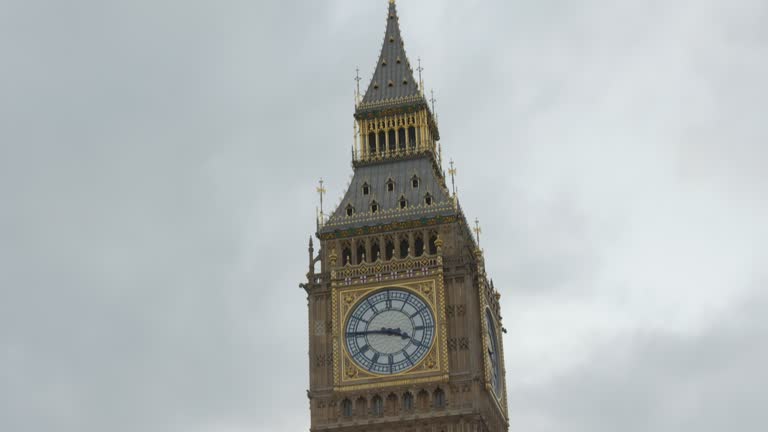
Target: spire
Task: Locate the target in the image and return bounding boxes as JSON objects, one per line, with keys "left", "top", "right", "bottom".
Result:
{"left": 360, "top": 0, "right": 422, "bottom": 105}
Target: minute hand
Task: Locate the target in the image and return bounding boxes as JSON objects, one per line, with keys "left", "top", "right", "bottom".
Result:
{"left": 350, "top": 328, "right": 411, "bottom": 340}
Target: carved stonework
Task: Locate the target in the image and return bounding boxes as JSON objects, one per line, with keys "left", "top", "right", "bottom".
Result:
{"left": 305, "top": 2, "right": 509, "bottom": 431}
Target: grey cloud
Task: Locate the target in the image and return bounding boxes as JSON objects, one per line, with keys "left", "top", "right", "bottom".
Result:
{"left": 1, "top": 0, "right": 767, "bottom": 431}
{"left": 509, "top": 291, "right": 768, "bottom": 432}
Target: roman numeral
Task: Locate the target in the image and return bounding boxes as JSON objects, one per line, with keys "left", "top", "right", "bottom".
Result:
{"left": 410, "top": 307, "right": 425, "bottom": 318}
{"left": 400, "top": 294, "right": 410, "bottom": 311}
{"left": 367, "top": 298, "right": 378, "bottom": 313}
{"left": 359, "top": 345, "right": 370, "bottom": 354}
{"left": 372, "top": 353, "right": 380, "bottom": 364}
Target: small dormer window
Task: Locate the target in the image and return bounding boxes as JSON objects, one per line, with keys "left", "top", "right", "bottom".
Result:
{"left": 386, "top": 179, "right": 395, "bottom": 192}
{"left": 411, "top": 176, "right": 420, "bottom": 188}
{"left": 346, "top": 205, "right": 355, "bottom": 217}
{"left": 362, "top": 183, "right": 370, "bottom": 195}
{"left": 371, "top": 201, "right": 379, "bottom": 213}
{"left": 425, "top": 193, "right": 433, "bottom": 206}
{"left": 399, "top": 196, "right": 408, "bottom": 209}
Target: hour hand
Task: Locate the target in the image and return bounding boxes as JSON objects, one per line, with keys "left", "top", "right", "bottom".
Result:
{"left": 381, "top": 328, "right": 412, "bottom": 340}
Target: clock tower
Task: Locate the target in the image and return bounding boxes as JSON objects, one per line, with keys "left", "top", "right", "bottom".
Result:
{"left": 302, "top": 1, "right": 509, "bottom": 431}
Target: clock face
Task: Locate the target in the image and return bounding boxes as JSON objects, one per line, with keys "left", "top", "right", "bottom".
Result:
{"left": 486, "top": 309, "right": 502, "bottom": 397}
{"left": 345, "top": 289, "right": 436, "bottom": 375}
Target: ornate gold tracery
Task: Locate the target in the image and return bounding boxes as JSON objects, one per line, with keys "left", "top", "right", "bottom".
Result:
{"left": 331, "top": 257, "right": 449, "bottom": 392}
{"left": 355, "top": 107, "right": 438, "bottom": 163}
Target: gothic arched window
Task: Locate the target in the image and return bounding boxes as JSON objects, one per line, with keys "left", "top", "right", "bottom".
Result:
{"left": 399, "top": 238, "right": 409, "bottom": 259}
{"left": 342, "top": 399, "right": 353, "bottom": 417}
{"left": 414, "top": 235, "right": 424, "bottom": 257}
{"left": 371, "top": 200, "right": 379, "bottom": 214}
{"left": 388, "top": 129, "right": 396, "bottom": 152}
{"left": 434, "top": 388, "right": 446, "bottom": 408}
{"left": 399, "top": 196, "right": 408, "bottom": 209}
{"left": 402, "top": 392, "right": 414, "bottom": 411}
{"left": 428, "top": 233, "right": 438, "bottom": 255}
{"left": 356, "top": 244, "right": 366, "bottom": 264}
{"left": 378, "top": 131, "right": 386, "bottom": 154}
{"left": 346, "top": 204, "right": 355, "bottom": 217}
{"left": 386, "top": 178, "right": 395, "bottom": 192}
{"left": 371, "top": 241, "right": 381, "bottom": 262}
{"left": 408, "top": 126, "right": 417, "bottom": 148}
{"left": 385, "top": 239, "right": 395, "bottom": 261}
{"left": 368, "top": 132, "right": 376, "bottom": 155}
{"left": 411, "top": 176, "right": 420, "bottom": 189}
{"left": 362, "top": 183, "right": 370, "bottom": 195}
{"left": 425, "top": 193, "right": 433, "bottom": 206}
{"left": 398, "top": 128, "right": 406, "bottom": 150}
{"left": 372, "top": 395, "right": 383, "bottom": 416}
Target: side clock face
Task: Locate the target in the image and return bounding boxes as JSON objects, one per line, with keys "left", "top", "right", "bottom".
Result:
{"left": 345, "top": 289, "right": 435, "bottom": 375}
{"left": 486, "top": 309, "right": 502, "bottom": 397}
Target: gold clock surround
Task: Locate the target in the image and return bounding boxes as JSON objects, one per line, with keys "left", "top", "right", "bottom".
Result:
{"left": 331, "top": 267, "right": 449, "bottom": 392}
{"left": 479, "top": 273, "right": 509, "bottom": 416}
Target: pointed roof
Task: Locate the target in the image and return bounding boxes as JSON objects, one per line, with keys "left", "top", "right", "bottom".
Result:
{"left": 360, "top": 0, "right": 422, "bottom": 106}
{"left": 319, "top": 156, "right": 454, "bottom": 235}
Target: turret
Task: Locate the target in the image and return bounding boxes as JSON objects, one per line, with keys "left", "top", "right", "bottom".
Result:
{"left": 353, "top": 0, "right": 440, "bottom": 166}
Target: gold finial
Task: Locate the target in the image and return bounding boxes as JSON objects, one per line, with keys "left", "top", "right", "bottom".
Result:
{"left": 353, "top": 120, "right": 359, "bottom": 160}
{"left": 434, "top": 235, "right": 444, "bottom": 254}
{"left": 448, "top": 159, "right": 457, "bottom": 197}
{"left": 430, "top": 89, "right": 437, "bottom": 116}
{"left": 316, "top": 178, "right": 327, "bottom": 223}
{"left": 417, "top": 57, "right": 424, "bottom": 95}
{"left": 473, "top": 218, "right": 482, "bottom": 248}
{"left": 354, "top": 67, "right": 361, "bottom": 105}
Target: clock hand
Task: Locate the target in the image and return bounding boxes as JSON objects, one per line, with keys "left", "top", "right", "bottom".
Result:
{"left": 349, "top": 328, "right": 411, "bottom": 338}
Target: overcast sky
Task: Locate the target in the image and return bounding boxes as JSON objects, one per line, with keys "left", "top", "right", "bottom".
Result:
{"left": 1, "top": 0, "right": 767, "bottom": 431}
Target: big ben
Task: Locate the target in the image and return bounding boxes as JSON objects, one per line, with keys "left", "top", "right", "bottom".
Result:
{"left": 302, "top": 1, "right": 509, "bottom": 431}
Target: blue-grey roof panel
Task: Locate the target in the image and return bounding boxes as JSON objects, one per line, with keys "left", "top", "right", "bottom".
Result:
{"left": 360, "top": 1, "right": 422, "bottom": 105}
{"left": 320, "top": 157, "right": 454, "bottom": 233}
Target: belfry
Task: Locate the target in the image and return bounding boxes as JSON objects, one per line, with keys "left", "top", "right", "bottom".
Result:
{"left": 303, "top": 1, "right": 509, "bottom": 431}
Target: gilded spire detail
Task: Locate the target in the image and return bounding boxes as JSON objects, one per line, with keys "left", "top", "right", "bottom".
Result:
{"left": 474, "top": 218, "right": 483, "bottom": 249}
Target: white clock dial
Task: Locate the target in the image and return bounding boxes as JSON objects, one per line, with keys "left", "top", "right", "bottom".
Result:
{"left": 345, "top": 289, "right": 435, "bottom": 375}
{"left": 486, "top": 309, "right": 502, "bottom": 397}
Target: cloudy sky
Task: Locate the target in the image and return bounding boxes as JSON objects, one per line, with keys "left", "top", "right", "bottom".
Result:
{"left": 1, "top": 0, "right": 767, "bottom": 430}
